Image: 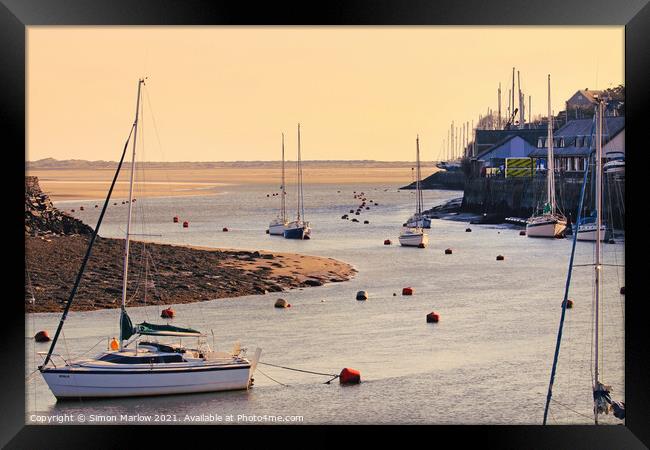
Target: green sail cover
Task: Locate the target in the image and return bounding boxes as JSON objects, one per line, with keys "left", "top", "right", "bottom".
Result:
{"left": 135, "top": 321, "right": 203, "bottom": 337}
{"left": 121, "top": 309, "right": 136, "bottom": 341}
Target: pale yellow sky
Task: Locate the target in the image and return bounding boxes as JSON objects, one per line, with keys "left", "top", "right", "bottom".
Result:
{"left": 27, "top": 26, "right": 623, "bottom": 162}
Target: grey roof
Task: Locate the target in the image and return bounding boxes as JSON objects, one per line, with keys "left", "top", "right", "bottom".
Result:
{"left": 528, "top": 117, "right": 624, "bottom": 158}
{"left": 554, "top": 116, "right": 624, "bottom": 139}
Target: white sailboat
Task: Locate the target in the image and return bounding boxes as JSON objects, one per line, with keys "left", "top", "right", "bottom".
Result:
{"left": 400, "top": 135, "right": 429, "bottom": 247}
{"left": 39, "top": 79, "right": 261, "bottom": 399}
{"left": 268, "top": 133, "right": 288, "bottom": 235}
{"left": 526, "top": 75, "right": 567, "bottom": 238}
{"left": 543, "top": 96, "right": 625, "bottom": 424}
{"left": 405, "top": 135, "right": 431, "bottom": 229}
{"left": 283, "top": 123, "right": 311, "bottom": 240}
{"left": 576, "top": 117, "right": 612, "bottom": 242}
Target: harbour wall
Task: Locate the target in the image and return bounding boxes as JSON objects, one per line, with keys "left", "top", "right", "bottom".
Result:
{"left": 460, "top": 174, "right": 625, "bottom": 226}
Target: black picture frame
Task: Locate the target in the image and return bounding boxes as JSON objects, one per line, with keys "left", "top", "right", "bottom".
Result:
{"left": 3, "top": 0, "right": 648, "bottom": 447}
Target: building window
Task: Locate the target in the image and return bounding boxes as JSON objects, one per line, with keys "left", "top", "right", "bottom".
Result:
{"left": 537, "top": 138, "right": 543, "bottom": 148}
{"left": 559, "top": 138, "right": 565, "bottom": 147}
{"left": 575, "top": 136, "right": 582, "bottom": 147}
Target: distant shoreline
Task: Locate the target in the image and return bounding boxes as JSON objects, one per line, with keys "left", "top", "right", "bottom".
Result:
{"left": 28, "top": 164, "right": 438, "bottom": 201}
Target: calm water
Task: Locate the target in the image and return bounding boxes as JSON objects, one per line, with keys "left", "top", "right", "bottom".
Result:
{"left": 26, "top": 183, "right": 625, "bottom": 425}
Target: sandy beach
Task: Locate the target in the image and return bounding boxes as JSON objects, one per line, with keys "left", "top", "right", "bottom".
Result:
{"left": 25, "top": 235, "right": 356, "bottom": 313}
{"left": 27, "top": 165, "right": 440, "bottom": 201}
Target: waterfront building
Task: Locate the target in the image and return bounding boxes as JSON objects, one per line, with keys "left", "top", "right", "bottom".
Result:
{"left": 529, "top": 116, "right": 625, "bottom": 173}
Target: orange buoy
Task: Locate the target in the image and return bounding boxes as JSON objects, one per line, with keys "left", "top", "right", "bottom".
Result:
{"left": 519, "top": 230, "right": 526, "bottom": 236}
{"left": 402, "top": 287, "right": 414, "bottom": 296}
{"left": 496, "top": 255, "right": 505, "bottom": 261}
{"left": 109, "top": 337, "right": 119, "bottom": 351}
{"left": 173, "top": 216, "right": 179, "bottom": 223}
{"left": 620, "top": 286, "right": 625, "bottom": 295}
{"left": 562, "top": 299, "right": 574, "bottom": 309}
{"left": 223, "top": 227, "right": 229, "bottom": 232}
{"left": 339, "top": 368, "right": 361, "bottom": 385}
{"left": 445, "top": 248, "right": 452, "bottom": 255}
{"left": 34, "top": 330, "right": 51, "bottom": 342}
{"left": 384, "top": 239, "right": 391, "bottom": 245}
{"left": 161, "top": 307, "right": 175, "bottom": 319}
{"left": 182, "top": 221, "right": 189, "bottom": 228}
{"left": 465, "top": 228, "right": 472, "bottom": 232}
{"left": 426, "top": 312, "right": 440, "bottom": 323}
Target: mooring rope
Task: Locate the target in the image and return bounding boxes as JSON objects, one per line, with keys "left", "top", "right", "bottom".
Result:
{"left": 258, "top": 361, "right": 340, "bottom": 384}
{"left": 256, "top": 368, "right": 289, "bottom": 387}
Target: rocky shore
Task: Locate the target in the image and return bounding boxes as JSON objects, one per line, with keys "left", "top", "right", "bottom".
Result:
{"left": 24, "top": 176, "right": 356, "bottom": 313}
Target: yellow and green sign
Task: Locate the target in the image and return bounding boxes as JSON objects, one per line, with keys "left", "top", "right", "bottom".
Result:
{"left": 505, "top": 158, "right": 533, "bottom": 177}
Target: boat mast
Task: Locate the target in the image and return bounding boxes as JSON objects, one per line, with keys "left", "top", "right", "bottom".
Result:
{"left": 416, "top": 135, "right": 422, "bottom": 215}
{"left": 593, "top": 97, "right": 603, "bottom": 424}
{"left": 296, "top": 123, "right": 304, "bottom": 222}
{"left": 281, "top": 132, "right": 286, "bottom": 222}
{"left": 119, "top": 78, "right": 144, "bottom": 351}
{"left": 542, "top": 113, "right": 598, "bottom": 425}
{"left": 547, "top": 74, "right": 556, "bottom": 214}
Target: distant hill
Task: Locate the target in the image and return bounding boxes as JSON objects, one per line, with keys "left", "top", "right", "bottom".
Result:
{"left": 27, "top": 158, "right": 439, "bottom": 170}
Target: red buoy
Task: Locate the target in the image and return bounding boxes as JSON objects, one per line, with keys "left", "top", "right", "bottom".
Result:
{"left": 402, "top": 287, "right": 414, "bottom": 296}
{"left": 182, "top": 221, "right": 189, "bottom": 228}
{"left": 173, "top": 216, "right": 179, "bottom": 223}
{"left": 496, "top": 255, "right": 505, "bottom": 261}
{"left": 445, "top": 248, "right": 453, "bottom": 254}
{"left": 223, "top": 227, "right": 229, "bottom": 232}
{"left": 384, "top": 239, "right": 391, "bottom": 245}
{"left": 34, "top": 330, "right": 51, "bottom": 342}
{"left": 426, "top": 312, "right": 440, "bottom": 323}
{"left": 161, "top": 308, "right": 175, "bottom": 319}
{"left": 339, "top": 367, "right": 361, "bottom": 385}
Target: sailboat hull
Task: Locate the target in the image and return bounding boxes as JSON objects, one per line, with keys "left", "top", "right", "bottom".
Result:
{"left": 41, "top": 363, "right": 253, "bottom": 399}
{"left": 399, "top": 231, "right": 429, "bottom": 247}
{"left": 526, "top": 216, "right": 567, "bottom": 238}
{"left": 576, "top": 223, "right": 608, "bottom": 241}
{"left": 268, "top": 222, "right": 287, "bottom": 235}
{"left": 283, "top": 226, "right": 308, "bottom": 239}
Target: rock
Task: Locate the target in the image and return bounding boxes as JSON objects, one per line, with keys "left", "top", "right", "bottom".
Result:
{"left": 303, "top": 279, "right": 323, "bottom": 287}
